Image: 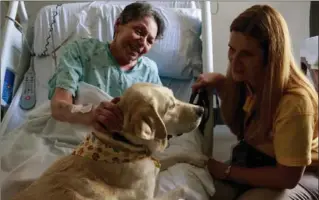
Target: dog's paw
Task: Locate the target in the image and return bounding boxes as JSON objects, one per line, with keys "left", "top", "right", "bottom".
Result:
{"left": 186, "top": 153, "right": 209, "bottom": 168}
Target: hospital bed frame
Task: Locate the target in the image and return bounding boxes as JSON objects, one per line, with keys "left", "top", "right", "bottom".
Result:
{"left": 0, "top": 1, "right": 215, "bottom": 157}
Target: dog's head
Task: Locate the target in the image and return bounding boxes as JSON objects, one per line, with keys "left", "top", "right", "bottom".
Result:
{"left": 118, "top": 83, "right": 204, "bottom": 152}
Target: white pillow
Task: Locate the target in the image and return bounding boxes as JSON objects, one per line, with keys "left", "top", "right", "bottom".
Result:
{"left": 33, "top": 2, "right": 202, "bottom": 80}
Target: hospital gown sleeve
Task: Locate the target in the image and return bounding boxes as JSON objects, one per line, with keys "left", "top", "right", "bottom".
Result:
{"left": 48, "top": 40, "right": 85, "bottom": 99}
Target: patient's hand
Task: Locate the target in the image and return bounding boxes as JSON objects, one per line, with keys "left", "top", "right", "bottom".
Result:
{"left": 91, "top": 97, "right": 123, "bottom": 133}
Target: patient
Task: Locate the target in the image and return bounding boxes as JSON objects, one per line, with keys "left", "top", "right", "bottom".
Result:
{"left": 48, "top": 2, "right": 165, "bottom": 132}
{"left": 192, "top": 4, "right": 319, "bottom": 200}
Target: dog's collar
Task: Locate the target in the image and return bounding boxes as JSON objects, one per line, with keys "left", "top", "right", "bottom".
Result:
{"left": 72, "top": 134, "right": 160, "bottom": 168}
{"left": 111, "top": 131, "right": 143, "bottom": 148}
{"left": 109, "top": 132, "right": 161, "bottom": 168}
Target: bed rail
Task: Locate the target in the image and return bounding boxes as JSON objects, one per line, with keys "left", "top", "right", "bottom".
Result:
{"left": 0, "top": 1, "right": 31, "bottom": 123}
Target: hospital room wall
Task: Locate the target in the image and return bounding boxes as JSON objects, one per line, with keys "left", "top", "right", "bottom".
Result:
{"left": 1, "top": 1, "right": 310, "bottom": 74}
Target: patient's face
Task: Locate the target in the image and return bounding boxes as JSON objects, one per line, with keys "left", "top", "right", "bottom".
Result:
{"left": 228, "top": 31, "right": 265, "bottom": 86}
{"left": 114, "top": 16, "right": 157, "bottom": 63}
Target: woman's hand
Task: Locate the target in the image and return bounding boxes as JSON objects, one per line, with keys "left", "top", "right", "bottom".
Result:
{"left": 91, "top": 97, "right": 124, "bottom": 133}
{"left": 207, "top": 158, "right": 228, "bottom": 180}
{"left": 192, "top": 73, "right": 226, "bottom": 92}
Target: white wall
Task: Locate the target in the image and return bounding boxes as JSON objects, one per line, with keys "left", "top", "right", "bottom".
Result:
{"left": 211, "top": 1, "right": 310, "bottom": 74}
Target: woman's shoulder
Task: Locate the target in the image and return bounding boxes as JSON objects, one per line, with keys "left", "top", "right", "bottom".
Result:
{"left": 276, "top": 87, "right": 315, "bottom": 118}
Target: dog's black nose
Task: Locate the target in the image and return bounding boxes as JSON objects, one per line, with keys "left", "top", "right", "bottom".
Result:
{"left": 196, "top": 107, "right": 205, "bottom": 117}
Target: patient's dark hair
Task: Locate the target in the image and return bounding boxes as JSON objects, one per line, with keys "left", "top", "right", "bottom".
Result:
{"left": 117, "top": 1, "right": 165, "bottom": 39}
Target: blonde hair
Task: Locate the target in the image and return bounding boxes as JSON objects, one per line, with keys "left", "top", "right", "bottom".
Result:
{"left": 221, "top": 5, "right": 318, "bottom": 139}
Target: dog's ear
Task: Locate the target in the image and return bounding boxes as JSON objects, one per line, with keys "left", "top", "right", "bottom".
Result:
{"left": 123, "top": 101, "right": 167, "bottom": 140}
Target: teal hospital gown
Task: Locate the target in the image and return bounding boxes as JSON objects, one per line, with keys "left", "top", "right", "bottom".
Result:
{"left": 48, "top": 38, "right": 162, "bottom": 99}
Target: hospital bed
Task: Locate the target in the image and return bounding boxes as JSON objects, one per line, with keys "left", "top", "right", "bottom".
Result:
{"left": 0, "top": 1, "right": 219, "bottom": 199}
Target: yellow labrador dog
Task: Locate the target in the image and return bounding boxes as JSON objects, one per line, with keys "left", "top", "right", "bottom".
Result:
{"left": 12, "top": 83, "right": 208, "bottom": 200}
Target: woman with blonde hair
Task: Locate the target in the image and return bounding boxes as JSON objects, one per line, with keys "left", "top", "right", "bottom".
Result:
{"left": 193, "top": 4, "right": 318, "bottom": 200}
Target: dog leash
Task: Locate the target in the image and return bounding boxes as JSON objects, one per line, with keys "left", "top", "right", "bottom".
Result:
{"left": 189, "top": 89, "right": 210, "bottom": 133}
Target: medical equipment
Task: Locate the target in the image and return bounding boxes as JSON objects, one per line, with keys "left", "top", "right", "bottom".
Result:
{"left": 0, "top": 1, "right": 218, "bottom": 199}
{"left": 19, "top": 57, "right": 36, "bottom": 110}
{"left": 2, "top": 68, "right": 16, "bottom": 106}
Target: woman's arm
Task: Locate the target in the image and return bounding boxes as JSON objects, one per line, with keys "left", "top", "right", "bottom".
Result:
{"left": 50, "top": 88, "right": 94, "bottom": 125}
{"left": 213, "top": 73, "right": 227, "bottom": 99}
{"left": 208, "top": 159, "right": 305, "bottom": 189}
{"left": 192, "top": 72, "right": 227, "bottom": 99}
{"left": 228, "top": 164, "right": 305, "bottom": 189}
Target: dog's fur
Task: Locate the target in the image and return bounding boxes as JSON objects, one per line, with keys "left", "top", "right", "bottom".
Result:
{"left": 12, "top": 83, "right": 208, "bottom": 200}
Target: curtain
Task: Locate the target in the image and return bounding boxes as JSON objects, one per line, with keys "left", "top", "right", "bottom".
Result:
{"left": 310, "top": 1, "right": 319, "bottom": 37}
